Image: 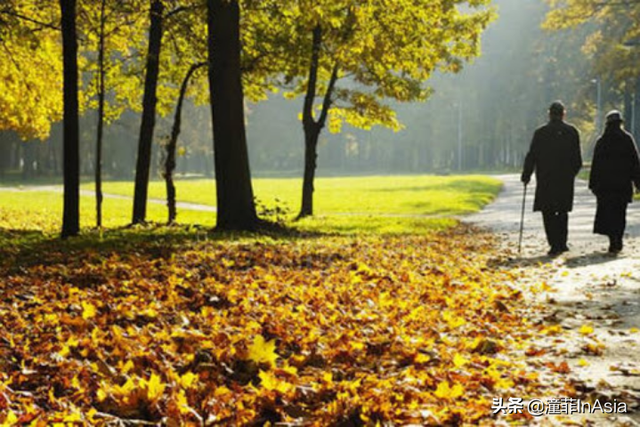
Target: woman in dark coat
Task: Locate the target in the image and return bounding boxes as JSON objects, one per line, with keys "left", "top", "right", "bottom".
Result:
{"left": 589, "top": 110, "right": 640, "bottom": 253}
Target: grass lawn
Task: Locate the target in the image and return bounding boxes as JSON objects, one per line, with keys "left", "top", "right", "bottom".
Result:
{"left": 1, "top": 175, "right": 501, "bottom": 235}
{"left": 82, "top": 174, "right": 501, "bottom": 217}
{"left": 0, "top": 191, "right": 216, "bottom": 232}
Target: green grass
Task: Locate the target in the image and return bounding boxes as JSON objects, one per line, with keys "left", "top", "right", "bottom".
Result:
{"left": 82, "top": 175, "right": 501, "bottom": 215}
{"left": 1, "top": 175, "right": 501, "bottom": 235}
{"left": 0, "top": 191, "right": 216, "bottom": 233}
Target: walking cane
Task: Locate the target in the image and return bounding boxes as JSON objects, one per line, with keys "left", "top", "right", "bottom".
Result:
{"left": 518, "top": 183, "right": 528, "bottom": 255}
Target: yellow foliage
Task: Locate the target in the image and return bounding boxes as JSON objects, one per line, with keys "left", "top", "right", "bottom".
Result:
{"left": 579, "top": 324, "right": 594, "bottom": 335}
{"left": 0, "top": 227, "right": 576, "bottom": 424}
{"left": 81, "top": 302, "right": 97, "bottom": 320}
{"left": 434, "top": 381, "right": 464, "bottom": 400}
{"left": 146, "top": 373, "right": 166, "bottom": 403}
{"left": 258, "top": 370, "right": 296, "bottom": 395}
{"left": 248, "top": 335, "right": 279, "bottom": 367}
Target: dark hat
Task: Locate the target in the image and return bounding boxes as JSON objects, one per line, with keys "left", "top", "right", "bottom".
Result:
{"left": 549, "top": 101, "right": 565, "bottom": 115}
{"left": 605, "top": 110, "right": 623, "bottom": 124}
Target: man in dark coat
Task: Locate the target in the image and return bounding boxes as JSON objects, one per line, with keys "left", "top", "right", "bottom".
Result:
{"left": 589, "top": 110, "right": 640, "bottom": 253}
{"left": 521, "top": 101, "right": 583, "bottom": 255}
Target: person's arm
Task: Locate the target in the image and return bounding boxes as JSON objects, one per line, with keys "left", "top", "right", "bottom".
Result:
{"left": 628, "top": 135, "right": 640, "bottom": 191}
{"left": 521, "top": 131, "right": 538, "bottom": 184}
{"left": 589, "top": 139, "right": 602, "bottom": 194}
{"left": 572, "top": 128, "right": 583, "bottom": 177}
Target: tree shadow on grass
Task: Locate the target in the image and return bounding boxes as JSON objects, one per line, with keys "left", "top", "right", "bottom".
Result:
{"left": 0, "top": 214, "right": 456, "bottom": 278}
{"left": 0, "top": 222, "right": 330, "bottom": 275}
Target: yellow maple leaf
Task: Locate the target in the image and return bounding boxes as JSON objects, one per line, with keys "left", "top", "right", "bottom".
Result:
{"left": 281, "top": 363, "right": 298, "bottom": 376}
{"left": 415, "top": 353, "right": 431, "bottom": 364}
{"left": 578, "top": 359, "right": 590, "bottom": 367}
{"left": 178, "top": 371, "right": 199, "bottom": 389}
{"left": 442, "top": 311, "right": 466, "bottom": 328}
{"left": 350, "top": 341, "right": 365, "bottom": 351}
{"left": 146, "top": 373, "right": 166, "bottom": 402}
{"left": 214, "top": 386, "right": 232, "bottom": 397}
{"left": 176, "top": 390, "right": 190, "bottom": 414}
{"left": 63, "top": 412, "right": 83, "bottom": 422}
{"left": 121, "top": 360, "right": 135, "bottom": 374}
{"left": 453, "top": 353, "right": 469, "bottom": 368}
{"left": 3, "top": 411, "right": 18, "bottom": 425}
{"left": 434, "top": 381, "right": 464, "bottom": 400}
{"left": 259, "top": 370, "right": 295, "bottom": 394}
{"left": 248, "top": 335, "right": 278, "bottom": 367}
{"left": 579, "top": 324, "right": 594, "bottom": 335}
{"left": 96, "top": 387, "right": 108, "bottom": 402}
{"left": 116, "top": 377, "right": 136, "bottom": 396}
{"left": 81, "top": 302, "right": 97, "bottom": 319}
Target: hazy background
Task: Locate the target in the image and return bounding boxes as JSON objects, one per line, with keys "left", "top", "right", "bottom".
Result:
{"left": 0, "top": 0, "right": 633, "bottom": 180}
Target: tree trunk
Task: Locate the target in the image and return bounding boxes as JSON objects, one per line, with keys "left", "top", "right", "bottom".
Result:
{"left": 60, "top": 0, "right": 80, "bottom": 238}
{"left": 95, "top": 0, "right": 106, "bottom": 228}
{"left": 132, "top": 0, "right": 163, "bottom": 225}
{"left": 297, "top": 26, "right": 339, "bottom": 219}
{"left": 164, "top": 62, "right": 205, "bottom": 224}
{"left": 624, "top": 80, "right": 633, "bottom": 127}
{"left": 299, "top": 127, "right": 320, "bottom": 217}
{"left": 207, "top": 0, "right": 258, "bottom": 230}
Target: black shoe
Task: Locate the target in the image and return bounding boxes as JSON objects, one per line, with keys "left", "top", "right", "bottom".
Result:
{"left": 548, "top": 244, "right": 568, "bottom": 256}
{"left": 608, "top": 237, "right": 623, "bottom": 253}
{"left": 547, "top": 247, "right": 561, "bottom": 256}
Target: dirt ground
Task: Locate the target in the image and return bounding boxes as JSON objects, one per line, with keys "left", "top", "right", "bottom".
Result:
{"left": 466, "top": 174, "right": 640, "bottom": 426}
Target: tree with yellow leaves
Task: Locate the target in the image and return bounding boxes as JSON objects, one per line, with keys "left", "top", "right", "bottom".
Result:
{"left": 247, "top": 0, "right": 495, "bottom": 218}
{"left": 544, "top": 0, "right": 640, "bottom": 141}
{"left": 0, "top": 2, "right": 63, "bottom": 140}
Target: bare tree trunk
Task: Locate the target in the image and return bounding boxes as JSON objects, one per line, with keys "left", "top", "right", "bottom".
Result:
{"left": 207, "top": 0, "right": 258, "bottom": 230}
{"left": 60, "top": 0, "right": 80, "bottom": 238}
{"left": 95, "top": 0, "right": 106, "bottom": 228}
{"left": 164, "top": 62, "right": 206, "bottom": 224}
{"left": 132, "top": 0, "right": 163, "bottom": 225}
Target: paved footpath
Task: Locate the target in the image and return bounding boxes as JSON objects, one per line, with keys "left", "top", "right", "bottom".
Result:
{"left": 466, "top": 174, "right": 640, "bottom": 425}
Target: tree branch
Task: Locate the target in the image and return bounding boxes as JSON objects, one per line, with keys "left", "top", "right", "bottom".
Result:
{"left": 303, "top": 25, "right": 322, "bottom": 127}
{"left": 0, "top": 10, "right": 60, "bottom": 31}
{"left": 318, "top": 63, "right": 339, "bottom": 129}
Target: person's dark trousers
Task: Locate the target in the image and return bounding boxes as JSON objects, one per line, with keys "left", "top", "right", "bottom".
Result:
{"left": 542, "top": 210, "right": 568, "bottom": 252}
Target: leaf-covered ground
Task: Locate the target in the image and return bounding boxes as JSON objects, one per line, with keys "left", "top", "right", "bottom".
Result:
{"left": 0, "top": 226, "right": 575, "bottom": 426}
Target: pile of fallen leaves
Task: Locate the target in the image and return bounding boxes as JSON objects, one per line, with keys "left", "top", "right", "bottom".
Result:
{"left": 0, "top": 227, "right": 572, "bottom": 425}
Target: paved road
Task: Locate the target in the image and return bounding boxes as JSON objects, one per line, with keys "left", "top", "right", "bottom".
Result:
{"left": 465, "top": 174, "right": 640, "bottom": 254}
{"left": 467, "top": 175, "right": 640, "bottom": 424}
